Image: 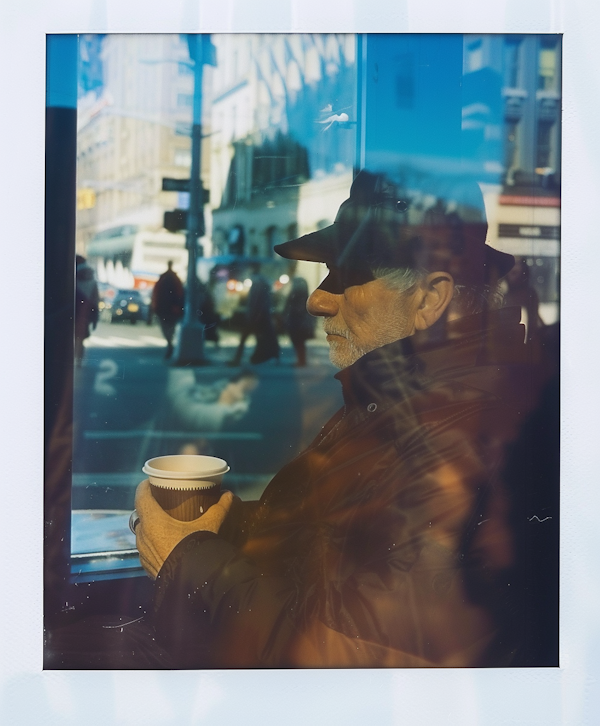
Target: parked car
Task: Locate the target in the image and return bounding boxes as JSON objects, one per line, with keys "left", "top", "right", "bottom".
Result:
{"left": 97, "top": 283, "right": 117, "bottom": 322}
{"left": 138, "top": 288, "right": 154, "bottom": 324}
{"left": 110, "top": 289, "right": 147, "bottom": 324}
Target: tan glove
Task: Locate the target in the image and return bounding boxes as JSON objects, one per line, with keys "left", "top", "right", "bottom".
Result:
{"left": 134, "top": 479, "right": 234, "bottom": 580}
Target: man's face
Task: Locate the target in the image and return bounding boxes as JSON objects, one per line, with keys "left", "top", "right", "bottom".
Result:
{"left": 307, "top": 269, "right": 423, "bottom": 369}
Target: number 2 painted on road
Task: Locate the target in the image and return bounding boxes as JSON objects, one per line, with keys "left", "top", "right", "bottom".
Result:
{"left": 94, "top": 359, "right": 118, "bottom": 396}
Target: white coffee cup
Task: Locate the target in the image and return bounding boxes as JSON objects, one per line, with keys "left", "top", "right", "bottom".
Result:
{"left": 142, "top": 455, "right": 230, "bottom": 521}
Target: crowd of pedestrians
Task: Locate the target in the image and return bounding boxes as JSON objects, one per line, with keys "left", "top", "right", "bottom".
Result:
{"left": 77, "top": 257, "right": 318, "bottom": 367}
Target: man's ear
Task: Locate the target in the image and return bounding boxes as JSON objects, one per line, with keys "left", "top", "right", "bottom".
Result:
{"left": 413, "top": 272, "right": 455, "bottom": 331}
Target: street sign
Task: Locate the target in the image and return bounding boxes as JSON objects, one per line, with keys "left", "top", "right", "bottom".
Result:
{"left": 162, "top": 178, "right": 210, "bottom": 203}
{"left": 162, "top": 178, "right": 190, "bottom": 192}
{"left": 164, "top": 209, "right": 188, "bottom": 232}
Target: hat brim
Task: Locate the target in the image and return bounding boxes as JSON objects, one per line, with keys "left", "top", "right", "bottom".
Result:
{"left": 276, "top": 224, "right": 515, "bottom": 281}
{"left": 274, "top": 224, "right": 338, "bottom": 265}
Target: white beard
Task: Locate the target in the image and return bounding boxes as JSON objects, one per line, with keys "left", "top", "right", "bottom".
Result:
{"left": 326, "top": 336, "right": 368, "bottom": 369}
{"left": 322, "top": 318, "right": 363, "bottom": 369}
{"left": 323, "top": 307, "right": 412, "bottom": 369}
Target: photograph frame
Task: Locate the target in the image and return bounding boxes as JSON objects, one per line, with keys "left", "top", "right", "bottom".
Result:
{"left": 1, "top": 0, "right": 599, "bottom": 723}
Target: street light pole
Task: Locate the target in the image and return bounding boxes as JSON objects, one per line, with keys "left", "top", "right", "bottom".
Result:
{"left": 173, "top": 34, "right": 209, "bottom": 366}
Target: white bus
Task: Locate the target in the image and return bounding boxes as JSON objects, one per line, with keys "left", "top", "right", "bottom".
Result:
{"left": 86, "top": 225, "right": 188, "bottom": 293}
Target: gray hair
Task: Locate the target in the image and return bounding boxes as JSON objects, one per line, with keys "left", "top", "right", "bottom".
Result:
{"left": 451, "top": 284, "right": 504, "bottom": 314}
{"left": 372, "top": 266, "right": 504, "bottom": 315}
{"left": 371, "top": 266, "right": 425, "bottom": 293}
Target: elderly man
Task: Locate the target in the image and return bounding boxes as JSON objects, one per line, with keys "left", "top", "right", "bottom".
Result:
{"left": 135, "top": 170, "right": 547, "bottom": 668}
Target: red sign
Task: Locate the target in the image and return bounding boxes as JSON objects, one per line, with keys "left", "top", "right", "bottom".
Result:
{"left": 499, "top": 195, "right": 561, "bottom": 207}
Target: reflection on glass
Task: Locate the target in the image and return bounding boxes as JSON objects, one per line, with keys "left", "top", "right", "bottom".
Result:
{"left": 72, "top": 31, "right": 562, "bottom": 532}
{"left": 72, "top": 33, "right": 358, "bottom": 560}
{"left": 538, "top": 45, "right": 558, "bottom": 91}
{"left": 503, "top": 36, "right": 521, "bottom": 89}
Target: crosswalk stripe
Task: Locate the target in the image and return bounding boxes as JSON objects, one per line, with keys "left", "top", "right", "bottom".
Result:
{"left": 85, "top": 337, "right": 116, "bottom": 347}
{"left": 102, "top": 337, "right": 140, "bottom": 347}
{"left": 85, "top": 334, "right": 330, "bottom": 350}
{"left": 86, "top": 336, "right": 164, "bottom": 348}
{"left": 139, "top": 336, "right": 167, "bottom": 345}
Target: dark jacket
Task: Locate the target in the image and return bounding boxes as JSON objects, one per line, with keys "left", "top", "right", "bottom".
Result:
{"left": 75, "top": 261, "right": 99, "bottom": 340}
{"left": 245, "top": 273, "right": 279, "bottom": 364}
{"left": 284, "top": 280, "right": 315, "bottom": 343}
{"left": 151, "top": 269, "right": 184, "bottom": 321}
{"left": 152, "top": 307, "right": 552, "bottom": 668}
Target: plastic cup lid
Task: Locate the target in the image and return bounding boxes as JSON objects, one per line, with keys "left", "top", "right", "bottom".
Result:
{"left": 142, "top": 455, "right": 229, "bottom": 480}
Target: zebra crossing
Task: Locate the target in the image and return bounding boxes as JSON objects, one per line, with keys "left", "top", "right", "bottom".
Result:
{"left": 84, "top": 322, "right": 331, "bottom": 353}
{"left": 85, "top": 333, "right": 166, "bottom": 348}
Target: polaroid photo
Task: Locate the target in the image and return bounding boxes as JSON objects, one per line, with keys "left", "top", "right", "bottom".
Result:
{"left": 2, "top": 0, "right": 598, "bottom": 723}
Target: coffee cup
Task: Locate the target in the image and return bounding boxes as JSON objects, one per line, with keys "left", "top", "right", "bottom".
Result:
{"left": 142, "top": 454, "right": 230, "bottom": 521}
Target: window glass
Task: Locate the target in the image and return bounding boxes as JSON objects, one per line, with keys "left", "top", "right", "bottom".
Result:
{"left": 70, "top": 33, "right": 560, "bottom": 577}
{"left": 72, "top": 33, "right": 358, "bottom": 566}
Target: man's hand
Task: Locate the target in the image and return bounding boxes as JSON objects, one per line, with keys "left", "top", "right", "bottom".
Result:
{"left": 134, "top": 479, "right": 234, "bottom": 580}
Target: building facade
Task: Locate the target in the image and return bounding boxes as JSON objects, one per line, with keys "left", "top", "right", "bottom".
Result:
{"left": 462, "top": 34, "right": 561, "bottom": 322}
{"left": 76, "top": 34, "right": 204, "bottom": 285}
{"left": 206, "top": 34, "right": 357, "bottom": 290}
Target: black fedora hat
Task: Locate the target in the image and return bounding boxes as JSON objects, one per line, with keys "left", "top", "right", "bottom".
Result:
{"left": 274, "top": 170, "right": 514, "bottom": 286}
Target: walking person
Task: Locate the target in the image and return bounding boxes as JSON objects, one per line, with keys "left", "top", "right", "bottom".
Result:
{"left": 74, "top": 255, "right": 99, "bottom": 366}
{"left": 503, "top": 257, "right": 545, "bottom": 343}
{"left": 151, "top": 261, "right": 184, "bottom": 359}
{"left": 196, "top": 279, "right": 221, "bottom": 346}
{"left": 283, "top": 276, "right": 315, "bottom": 366}
{"left": 230, "top": 264, "right": 280, "bottom": 365}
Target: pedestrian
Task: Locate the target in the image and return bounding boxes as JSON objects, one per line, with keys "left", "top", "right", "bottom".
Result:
{"left": 283, "top": 276, "right": 315, "bottom": 366}
{"left": 503, "top": 257, "right": 545, "bottom": 343}
{"left": 230, "top": 263, "right": 280, "bottom": 365}
{"left": 151, "top": 261, "right": 184, "bottom": 359}
{"left": 196, "top": 280, "right": 221, "bottom": 346}
{"left": 74, "top": 255, "right": 99, "bottom": 366}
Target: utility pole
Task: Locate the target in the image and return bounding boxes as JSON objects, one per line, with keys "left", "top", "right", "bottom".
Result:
{"left": 173, "top": 34, "right": 215, "bottom": 366}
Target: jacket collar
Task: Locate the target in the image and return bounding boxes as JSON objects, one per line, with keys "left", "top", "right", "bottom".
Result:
{"left": 334, "top": 307, "right": 524, "bottom": 409}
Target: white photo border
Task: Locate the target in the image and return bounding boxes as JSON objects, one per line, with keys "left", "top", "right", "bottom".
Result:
{"left": 3, "top": 0, "right": 598, "bottom": 723}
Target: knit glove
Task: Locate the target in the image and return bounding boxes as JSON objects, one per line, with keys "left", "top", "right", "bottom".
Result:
{"left": 134, "top": 479, "right": 234, "bottom": 580}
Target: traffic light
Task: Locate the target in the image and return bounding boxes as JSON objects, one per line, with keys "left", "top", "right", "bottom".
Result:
{"left": 186, "top": 35, "right": 217, "bottom": 67}
{"left": 164, "top": 209, "right": 188, "bottom": 232}
{"left": 77, "top": 188, "right": 96, "bottom": 210}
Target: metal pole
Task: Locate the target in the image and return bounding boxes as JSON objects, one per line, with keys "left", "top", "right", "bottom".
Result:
{"left": 173, "top": 34, "right": 206, "bottom": 365}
